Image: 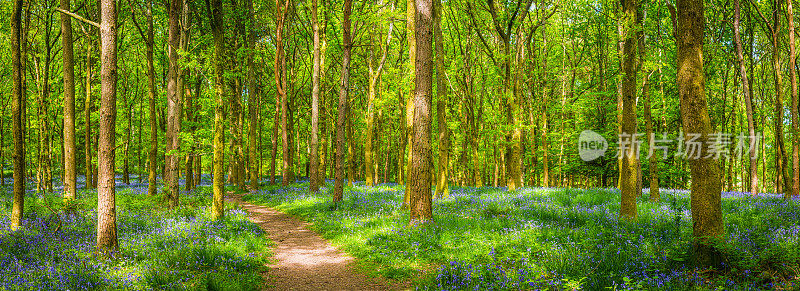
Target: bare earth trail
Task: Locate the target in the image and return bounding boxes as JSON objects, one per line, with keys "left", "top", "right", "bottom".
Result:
{"left": 227, "top": 194, "right": 409, "bottom": 290}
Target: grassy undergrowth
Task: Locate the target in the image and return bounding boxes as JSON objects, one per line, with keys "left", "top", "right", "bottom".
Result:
{"left": 244, "top": 181, "right": 800, "bottom": 290}
{"left": 0, "top": 179, "right": 272, "bottom": 291}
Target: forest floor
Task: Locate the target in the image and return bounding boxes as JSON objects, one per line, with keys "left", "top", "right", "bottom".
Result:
{"left": 228, "top": 193, "right": 409, "bottom": 290}
{"left": 243, "top": 181, "right": 800, "bottom": 290}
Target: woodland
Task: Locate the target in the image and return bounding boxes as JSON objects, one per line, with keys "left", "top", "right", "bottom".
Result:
{"left": 1, "top": 0, "right": 800, "bottom": 289}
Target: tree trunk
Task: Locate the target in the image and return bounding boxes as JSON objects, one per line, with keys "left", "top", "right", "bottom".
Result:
{"left": 788, "top": 0, "right": 799, "bottom": 197}
{"left": 732, "top": 0, "right": 758, "bottom": 196}
{"left": 10, "top": 0, "right": 25, "bottom": 231}
{"left": 165, "top": 0, "right": 183, "bottom": 208}
{"left": 333, "top": 0, "right": 352, "bottom": 202}
{"left": 403, "top": 0, "right": 416, "bottom": 207}
{"left": 276, "top": 0, "right": 293, "bottom": 186}
{"left": 640, "top": 21, "right": 658, "bottom": 201}
{"left": 246, "top": 0, "right": 260, "bottom": 191}
{"left": 146, "top": 0, "right": 158, "bottom": 196}
{"left": 309, "top": 0, "right": 322, "bottom": 192}
{"left": 409, "top": 0, "right": 434, "bottom": 225}
{"left": 61, "top": 0, "right": 76, "bottom": 199}
{"left": 96, "top": 0, "right": 119, "bottom": 254}
{"left": 675, "top": 0, "right": 724, "bottom": 266}
{"left": 434, "top": 0, "right": 448, "bottom": 199}
{"left": 84, "top": 34, "right": 94, "bottom": 190}
{"left": 209, "top": 0, "right": 226, "bottom": 220}
{"left": 769, "top": 0, "right": 791, "bottom": 197}
{"left": 619, "top": 0, "right": 640, "bottom": 220}
{"left": 365, "top": 4, "right": 393, "bottom": 187}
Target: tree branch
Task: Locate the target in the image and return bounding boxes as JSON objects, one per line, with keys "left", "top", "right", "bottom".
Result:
{"left": 55, "top": 8, "right": 99, "bottom": 28}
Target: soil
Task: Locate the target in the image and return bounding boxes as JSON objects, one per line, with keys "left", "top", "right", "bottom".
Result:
{"left": 227, "top": 195, "right": 410, "bottom": 290}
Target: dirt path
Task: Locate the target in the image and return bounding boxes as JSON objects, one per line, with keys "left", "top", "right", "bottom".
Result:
{"left": 227, "top": 196, "right": 409, "bottom": 290}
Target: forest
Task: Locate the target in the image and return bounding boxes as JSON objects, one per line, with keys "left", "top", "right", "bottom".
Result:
{"left": 1, "top": 0, "right": 800, "bottom": 289}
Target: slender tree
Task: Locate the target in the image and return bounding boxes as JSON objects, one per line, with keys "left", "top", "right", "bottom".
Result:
{"left": 365, "top": 2, "right": 394, "bottom": 187}
{"left": 310, "top": 0, "right": 323, "bottom": 192}
{"left": 247, "top": 0, "right": 260, "bottom": 190}
{"left": 10, "top": 0, "right": 25, "bottom": 231}
{"left": 619, "top": 0, "right": 640, "bottom": 220}
{"left": 97, "top": 0, "right": 119, "bottom": 254}
{"left": 61, "top": 0, "right": 76, "bottom": 201}
{"left": 732, "top": 0, "right": 758, "bottom": 196}
{"left": 433, "top": 0, "right": 449, "bottom": 198}
{"left": 788, "top": 0, "right": 799, "bottom": 197}
{"left": 165, "top": 0, "right": 184, "bottom": 208}
{"left": 131, "top": 0, "right": 158, "bottom": 196}
{"left": 334, "top": 0, "right": 353, "bottom": 202}
{"left": 409, "top": 0, "right": 434, "bottom": 225}
{"left": 207, "top": 0, "right": 226, "bottom": 220}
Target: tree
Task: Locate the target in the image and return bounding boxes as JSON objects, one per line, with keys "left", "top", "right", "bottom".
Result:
{"left": 619, "top": 0, "right": 641, "bottom": 220}
{"left": 732, "top": 0, "right": 758, "bottom": 196}
{"left": 274, "top": 0, "right": 294, "bottom": 186}
{"left": 97, "top": 0, "right": 119, "bottom": 254}
{"left": 433, "top": 0, "right": 448, "bottom": 198}
{"left": 310, "top": 0, "right": 323, "bottom": 192}
{"left": 207, "top": 0, "right": 226, "bottom": 220}
{"left": 131, "top": 0, "right": 159, "bottom": 197}
{"left": 61, "top": 0, "right": 76, "bottom": 201}
{"left": 403, "top": 0, "right": 416, "bottom": 206}
{"left": 247, "top": 0, "right": 260, "bottom": 190}
{"left": 365, "top": 1, "right": 394, "bottom": 187}
{"left": 10, "top": 0, "right": 25, "bottom": 231}
{"left": 408, "top": 0, "right": 433, "bottom": 225}
{"left": 334, "top": 0, "right": 353, "bottom": 202}
{"left": 166, "top": 0, "right": 184, "bottom": 208}
{"left": 675, "top": 0, "right": 723, "bottom": 265}
{"left": 788, "top": 0, "right": 799, "bottom": 197}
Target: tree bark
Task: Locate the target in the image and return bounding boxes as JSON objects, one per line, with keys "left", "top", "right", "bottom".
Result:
{"left": 365, "top": 2, "right": 394, "bottom": 187}
{"left": 409, "top": 0, "right": 434, "bottom": 225}
{"left": 404, "top": 0, "right": 417, "bottom": 207}
{"left": 61, "top": 0, "right": 76, "bottom": 200}
{"left": 275, "top": 0, "right": 293, "bottom": 186}
{"left": 96, "top": 0, "right": 118, "bottom": 254}
{"left": 434, "top": 0, "right": 449, "bottom": 198}
{"left": 84, "top": 33, "right": 94, "bottom": 190}
{"left": 247, "top": 0, "right": 259, "bottom": 190}
{"left": 166, "top": 0, "right": 183, "bottom": 208}
{"left": 732, "top": 0, "right": 758, "bottom": 196}
{"left": 675, "top": 0, "right": 724, "bottom": 266}
{"left": 208, "top": 0, "right": 226, "bottom": 220}
{"left": 619, "top": 0, "right": 640, "bottom": 220}
{"left": 334, "top": 0, "right": 353, "bottom": 202}
{"left": 10, "top": 0, "right": 25, "bottom": 231}
{"left": 145, "top": 0, "right": 158, "bottom": 196}
{"left": 310, "top": 0, "right": 323, "bottom": 192}
{"left": 788, "top": 0, "right": 799, "bottom": 197}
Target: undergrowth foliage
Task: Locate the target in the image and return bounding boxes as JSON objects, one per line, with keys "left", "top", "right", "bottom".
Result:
{"left": 0, "top": 177, "right": 272, "bottom": 291}
{"left": 245, "top": 181, "right": 800, "bottom": 290}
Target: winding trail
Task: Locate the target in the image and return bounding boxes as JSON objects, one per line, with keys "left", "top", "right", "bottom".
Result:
{"left": 227, "top": 195, "right": 408, "bottom": 290}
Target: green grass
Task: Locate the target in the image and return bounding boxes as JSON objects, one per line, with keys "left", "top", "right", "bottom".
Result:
{"left": 0, "top": 183, "right": 273, "bottom": 290}
{"left": 244, "top": 181, "right": 800, "bottom": 290}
